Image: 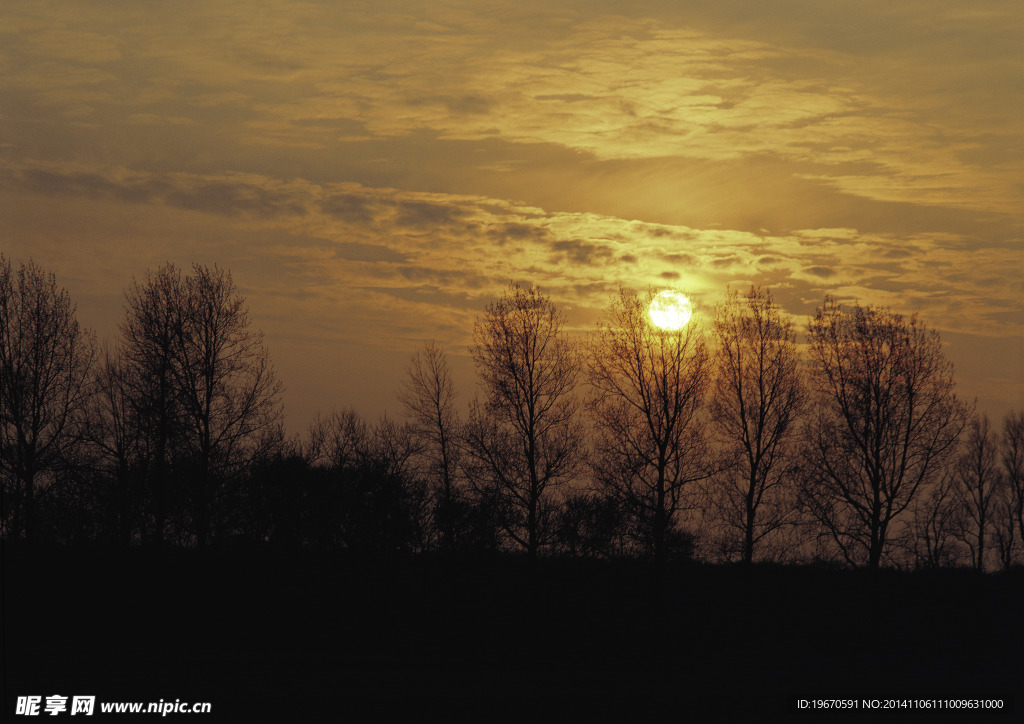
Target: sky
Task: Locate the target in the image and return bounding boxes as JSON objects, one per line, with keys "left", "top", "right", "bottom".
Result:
{"left": 2, "top": 0, "right": 1022, "bottom": 430}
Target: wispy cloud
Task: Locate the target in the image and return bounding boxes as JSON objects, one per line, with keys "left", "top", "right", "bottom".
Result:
{"left": 3, "top": 1, "right": 1020, "bottom": 216}
{"left": 3, "top": 160, "right": 1016, "bottom": 340}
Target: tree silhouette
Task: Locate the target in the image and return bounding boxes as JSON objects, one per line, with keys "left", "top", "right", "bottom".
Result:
{"left": 953, "top": 414, "right": 1003, "bottom": 571}
{"left": 802, "top": 297, "right": 967, "bottom": 569}
{"left": 172, "top": 264, "right": 283, "bottom": 545}
{"left": 398, "top": 341, "right": 465, "bottom": 551}
{"left": 464, "top": 283, "right": 583, "bottom": 561}
{"left": 240, "top": 426, "right": 309, "bottom": 548}
{"left": 587, "top": 288, "right": 714, "bottom": 568}
{"left": 904, "top": 462, "right": 962, "bottom": 568}
{"left": 553, "top": 490, "right": 628, "bottom": 559}
{"left": 709, "top": 285, "right": 806, "bottom": 564}
{"left": 998, "top": 409, "right": 1024, "bottom": 567}
{"left": 304, "top": 409, "right": 428, "bottom": 553}
{"left": 0, "top": 255, "right": 96, "bottom": 541}
{"left": 86, "top": 346, "right": 145, "bottom": 547}
{"left": 120, "top": 263, "right": 185, "bottom": 544}
{"left": 121, "top": 263, "right": 282, "bottom": 546}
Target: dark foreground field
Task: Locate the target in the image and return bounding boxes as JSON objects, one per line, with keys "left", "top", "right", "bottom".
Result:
{"left": 4, "top": 547, "right": 1021, "bottom": 722}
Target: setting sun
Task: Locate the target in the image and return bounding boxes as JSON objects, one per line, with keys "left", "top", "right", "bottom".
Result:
{"left": 648, "top": 290, "right": 693, "bottom": 331}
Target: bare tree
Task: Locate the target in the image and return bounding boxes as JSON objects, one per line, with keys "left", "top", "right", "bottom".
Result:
{"left": 398, "top": 341, "right": 463, "bottom": 550}
{"left": 303, "top": 409, "right": 428, "bottom": 553}
{"left": 905, "top": 464, "right": 963, "bottom": 568}
{"left": 120, "top": 263, "right": 185, "bottom": 545}
{"left": 121, "top": 263, "right": 282, "bottom": 546}
{"left": 0, "top": 255, "right": 96, "bottom": 541}
{"left": 709, "top": 285, "right": 806, "bottom": 564}
{"left": 172, "top": 264, "right": 283, "bottom": 545}
{"left": 952, "top": 414, "right": 1003, "bottom": 571}
{"left": 999, "top": 409, "right": 1024, "bottom": 566}
{"left": 304, "top": 409, "right": 376, "bottom": 475}
{"left": 87, "top": 346, "right": 144, "bottom": 546}
{"left": 802, "top": 296, "right": 967, "bottom": 569}
{"left": 587, "top": 288, "right": 714, "bottom": 567}
{"left": 465, "top": 283, "right": 583, "bottom": 561}
{"left": 992, "top": 482, "right": 1019, "bottom": 570}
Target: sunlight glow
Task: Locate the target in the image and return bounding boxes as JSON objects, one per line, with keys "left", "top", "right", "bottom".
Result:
{"left": 648, "top": 290, "right": 693, "bottom": 331}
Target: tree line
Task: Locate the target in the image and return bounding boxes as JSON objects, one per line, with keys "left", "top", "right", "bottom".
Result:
{"left": 2, "top": 255, "right": 1022, "bottom": 571}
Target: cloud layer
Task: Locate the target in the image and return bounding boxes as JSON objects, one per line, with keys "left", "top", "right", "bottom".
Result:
{"left": 1, "top": 0, "right": 1021, "bottom": 424}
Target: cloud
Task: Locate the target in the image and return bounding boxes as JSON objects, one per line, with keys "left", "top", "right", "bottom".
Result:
{"left": 319, "top": 193, "right": 376, "bottom": 223}
{"left": 394, "top": 200, "right": 467, "bottom": 228}
{"left": 805, "top": 266, "right": 835, "bottom": 278}
{"left": 3, "top": 0, "right": 1020, "bottom": 225}
{"left": 15, "top": 167, "right": 167, "bottom": 202}
{"left": 365, "top": 284, "right": 480, "bottom": 313}
{"left": 5, "top": 164, "right": 313, "bottom": 219}
{"left": 165, "top": 180, "right": 309, "bottom": 218}
{"left": 26, "top": 162, "right": 1001, "bottom": 343}
{"left": 406, "top": 94, "right": 494, "bottom": 115}
{"left": 549, "top": 239, "right": 615, "bottom": 266}
{"left": 333, "top": 242, "right": 409, "bottom": 264}
{"left": 660, "top": 252, "right": 696, "bottom": 266}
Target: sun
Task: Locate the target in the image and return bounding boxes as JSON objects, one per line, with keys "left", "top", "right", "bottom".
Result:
{"left": 648, "top": 290, "right": 693, "bottom": 331}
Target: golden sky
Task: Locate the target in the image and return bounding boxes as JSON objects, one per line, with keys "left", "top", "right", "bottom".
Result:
{"left": 2, "top": 0, "right": 1022, "bottom": 427}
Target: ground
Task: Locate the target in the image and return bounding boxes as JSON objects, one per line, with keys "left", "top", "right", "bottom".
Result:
{"left": 4, "top": 547, "right": 1021, "bottom": 721}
